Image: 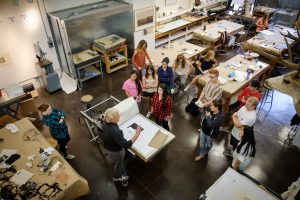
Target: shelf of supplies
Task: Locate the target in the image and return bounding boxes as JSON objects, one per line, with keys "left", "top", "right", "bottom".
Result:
{"left": 93, "top": 44, "right": 128, "bottom": 74}
{"left": 156, "top": 10, "right": 189, "bottom": 23}
{"left": 80, "top": 66, "right": 101, "bottom": 82}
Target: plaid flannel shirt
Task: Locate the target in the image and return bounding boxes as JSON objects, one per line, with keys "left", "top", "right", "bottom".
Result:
{"left": 152, "top": 93, "right": 173, "bottom": 121}
{"left": 43, "top": 108, "right": 68, "bottom": 139}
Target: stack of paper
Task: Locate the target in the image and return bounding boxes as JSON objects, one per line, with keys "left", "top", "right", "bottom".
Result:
{"left": 234, "top": 71, "right": 247, "bottom": 82}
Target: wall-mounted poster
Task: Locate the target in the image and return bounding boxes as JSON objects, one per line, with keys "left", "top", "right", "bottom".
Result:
{"left": 135, "top": 6, "right": 155, "bottom": 31}
{"left": 0, "top": 53, "right": 12, "bottom": 67}
{"left": 165, "top": 0, "right": 177, "bottom": 6}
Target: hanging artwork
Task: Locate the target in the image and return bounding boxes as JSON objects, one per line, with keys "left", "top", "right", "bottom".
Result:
{"left": 135, "top": 6, "right": 155, "bottom": 31}
{"left": 165, "top": 0, "right": 177, "bottom": 6}
{"left": 0, "top": 53, "right": 12, "bottom": 67}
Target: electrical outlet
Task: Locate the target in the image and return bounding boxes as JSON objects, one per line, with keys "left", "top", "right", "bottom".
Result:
{"left": 47, "top": 37, "right": 54, "bottom": 48}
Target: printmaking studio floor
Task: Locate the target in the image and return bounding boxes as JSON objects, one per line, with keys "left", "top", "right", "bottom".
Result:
{"left": 32, "top": 49, "right": 300, "bottom": 200}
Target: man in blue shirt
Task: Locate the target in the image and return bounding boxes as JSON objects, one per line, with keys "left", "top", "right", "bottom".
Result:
{"left": 38, "top": 104, "right": 75, "bottom": 160}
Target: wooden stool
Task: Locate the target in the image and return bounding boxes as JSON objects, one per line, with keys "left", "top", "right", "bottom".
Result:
{"left": 46, "top": 138, "right": 58, "bottom": 148}
{"left": 81, "top": 95, "right": 94, "bottom": 110}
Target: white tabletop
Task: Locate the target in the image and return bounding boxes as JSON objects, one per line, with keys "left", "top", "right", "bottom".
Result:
{"left": 156, "top": 19, "right": 191, "bottom": 34}
{"left": 206, "top": 168, "right": 279, "bottom": 200}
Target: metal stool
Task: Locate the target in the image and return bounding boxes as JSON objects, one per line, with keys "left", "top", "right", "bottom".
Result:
{"left": 257, "top": 83, "right": 274, "bottom": 114}
{"left": 235, "top": 31, "right": 246, "bottom": 47}
{"left": 81, "top": 95, "right": 94, "bottom": 110}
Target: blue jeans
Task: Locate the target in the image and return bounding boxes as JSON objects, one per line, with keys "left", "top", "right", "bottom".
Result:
{"left": 199, "top": 130, "right": 213, "bottom": 156}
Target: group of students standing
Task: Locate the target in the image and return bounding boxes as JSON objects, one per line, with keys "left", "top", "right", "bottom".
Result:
{"left": 122, "top": 39, "right": 263, "bottom": 172}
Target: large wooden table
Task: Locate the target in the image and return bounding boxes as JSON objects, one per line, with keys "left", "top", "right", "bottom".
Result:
{"left": 198, "top": 54, "right": 270, "bottom": 113}
{"left": 243, "top": 25, "right": 297, "bottom": 57}
{"left": 150, "top": 41, "right": 209, "bottom": 67}
{"left": 192, "top": 20, "right": 244, "bottom": 48}
{"left": 0, "top": 118, "right": 89, "bottom": 200}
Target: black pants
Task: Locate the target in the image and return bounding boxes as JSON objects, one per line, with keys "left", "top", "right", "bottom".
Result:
{"left": 155, "top": 119, "right": 170, "bottom": 131}
{"left": 230, "top": 135, "right": 240, "bottom": 151}
{"left": 56, "top": 133, "right": 70, "bottom": 157}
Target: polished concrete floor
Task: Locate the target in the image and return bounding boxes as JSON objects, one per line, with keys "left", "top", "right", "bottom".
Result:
{"left": 33, "top": 50, "right": 300, "bottom": 200}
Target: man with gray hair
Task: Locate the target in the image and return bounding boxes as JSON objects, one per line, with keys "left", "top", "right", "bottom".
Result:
{"left": 103, "top": 107, "right": 141, "bottom": 183}
{"left": 223, "top": 96, "right": 259, "bottom": 157}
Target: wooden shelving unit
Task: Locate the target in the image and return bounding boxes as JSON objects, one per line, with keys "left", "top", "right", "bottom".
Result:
{"left": 93, "top": 44, "right": 128, "bottom": 74}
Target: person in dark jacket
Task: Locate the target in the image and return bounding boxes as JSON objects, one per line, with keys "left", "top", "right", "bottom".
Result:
{"left": 103, "top": 108, "right": 141, "bottom": 182}
{"left": 157, "top": 57, "right": 174, "bottom": 94}
{"left": 195, "top": 99, "right": 224, "bottom": 161}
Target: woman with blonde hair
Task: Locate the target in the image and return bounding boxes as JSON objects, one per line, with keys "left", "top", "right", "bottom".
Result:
{"left": 184, "top": 50, "right": 217, "bottom": 91}
{"left": 132, "top": 40, "right": 153, "bottom": 77}
{"left": 142, "top": 65, "right": 158, "bottom": 118}
{"left": 173, "top": 54, "right": 193, "bottom": 92}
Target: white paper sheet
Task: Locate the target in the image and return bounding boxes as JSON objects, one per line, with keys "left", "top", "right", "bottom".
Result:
{"left": 60, "top": 72, "right": 77, "bottom": 94}
{"left": 119, "top": 114, "right": 159, "bottom": 156}
{"left": 234, "top": 71, "right": 247, "bottom": 82}
{"left": 261, "top": 30, "right": 274, "bottom": 36}
{"left": 10, "top": 169, "right": 33, "bottom": 186}
{"left": 206, "top": 168, "right": 278, "bottom": 200}
{"left": 113, "top": 97, "right": 139, "bottom": 126}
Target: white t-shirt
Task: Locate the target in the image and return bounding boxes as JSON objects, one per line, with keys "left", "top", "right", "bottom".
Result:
{"left": 231, "top": 106, "right": 256, "bottom": 141}
{"left": 175, "top": 60, "right": 191, "bottom": 76}
{"left": 232, "top": 143, "right": 253, "bottom": 171}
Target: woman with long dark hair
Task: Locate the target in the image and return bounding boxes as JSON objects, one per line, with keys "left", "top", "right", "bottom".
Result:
{"left": 142, "top": 65, "right": 158, "bottom": 118}
{"left": 232, "top": 125, "right": 256, "bottom": 171}
{"left": 151, "top": 83, "right": 173, "bottom": 130}
{"left": 122, "top": 70, "right": 142, "bottom": 102}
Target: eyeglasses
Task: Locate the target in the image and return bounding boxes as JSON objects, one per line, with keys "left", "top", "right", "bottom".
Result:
{"left": 178, "top": 57, "right": 184, "bottom": 60}
{"left": 209, "top": 76, "right": 217, "bottom": 79}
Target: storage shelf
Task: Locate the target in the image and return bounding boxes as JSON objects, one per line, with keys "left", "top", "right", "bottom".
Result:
{"left": 80, "top": 66, "right": 101, "bottom": 82}
{"left": 94, "top": 44, "right": 128, "bottom": 74}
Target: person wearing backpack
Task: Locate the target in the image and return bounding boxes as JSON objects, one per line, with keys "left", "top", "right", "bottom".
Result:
{"left": 195, "top": 99, "right": 225, "bottom": 161}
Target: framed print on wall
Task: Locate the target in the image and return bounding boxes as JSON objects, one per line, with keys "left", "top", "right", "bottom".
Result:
{"left": 135, "top": 6, "right": 155, "bottom": 31}
{"left": 165, "top": 0, "right": 177, "bottom": 6}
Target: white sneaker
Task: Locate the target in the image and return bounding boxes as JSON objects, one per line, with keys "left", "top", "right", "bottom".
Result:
{"left": 146, "top": 112, "right": 151, "bottom": 118}
{"left": 184, "top": 85, "right": 190, "bottom": 92}
{"left": 65, "top": 154, "right": 76, "bottom": 160}
{"left": 113, "top": 175, "right": 129, "bottom": 181}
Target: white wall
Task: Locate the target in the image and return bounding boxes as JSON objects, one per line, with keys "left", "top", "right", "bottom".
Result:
{"left": 0, "top": 0, "right": 55, "bottom": 88}
{"left": 0, "top": 0, "right": 174, "bottom": 89}
{"left": 0, "top": 0, "right": 103, "bottom": 89}
{"left": 155, "top": 0, "right": 193, "bottom": 17}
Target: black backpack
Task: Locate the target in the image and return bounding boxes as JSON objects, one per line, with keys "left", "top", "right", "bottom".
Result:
{"left": 185, "top": 98, "right": 200, "bottom": 117}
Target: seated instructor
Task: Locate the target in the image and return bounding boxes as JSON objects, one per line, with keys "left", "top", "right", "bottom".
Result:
{"left": 103, "top": 108, "right": 141, "bottom": 182}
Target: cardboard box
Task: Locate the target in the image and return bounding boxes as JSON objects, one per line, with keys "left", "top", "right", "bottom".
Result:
{"left": 20, "top": 93, "right": 37, "bottom": 116}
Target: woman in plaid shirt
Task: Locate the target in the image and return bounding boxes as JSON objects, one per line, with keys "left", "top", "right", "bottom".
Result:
{"left": 151, "top": 83, "right": 173, "bottom": 131}
{"left": 38, "top": 104, "right": 75, "bottom": 160}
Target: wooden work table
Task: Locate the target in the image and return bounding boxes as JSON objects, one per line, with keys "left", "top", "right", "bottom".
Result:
{"left": 192, "top": 20, "right": 244, "bottom": 48}
{"left": 0, "top": 118, "right": 90, "bottom": 199}
{"left": 150, "top": 41, "right": 209, "bottom": 67}
{"left": 198, "top": 54, "right": 270, "bottom": 113}
{"left": 243, "top": 25, "right": 297, "bottom": 57}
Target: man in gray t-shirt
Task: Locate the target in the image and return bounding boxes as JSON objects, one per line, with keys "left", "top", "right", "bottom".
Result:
{"left": 223, "top": 97, "right": 259, "bottom": 157}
